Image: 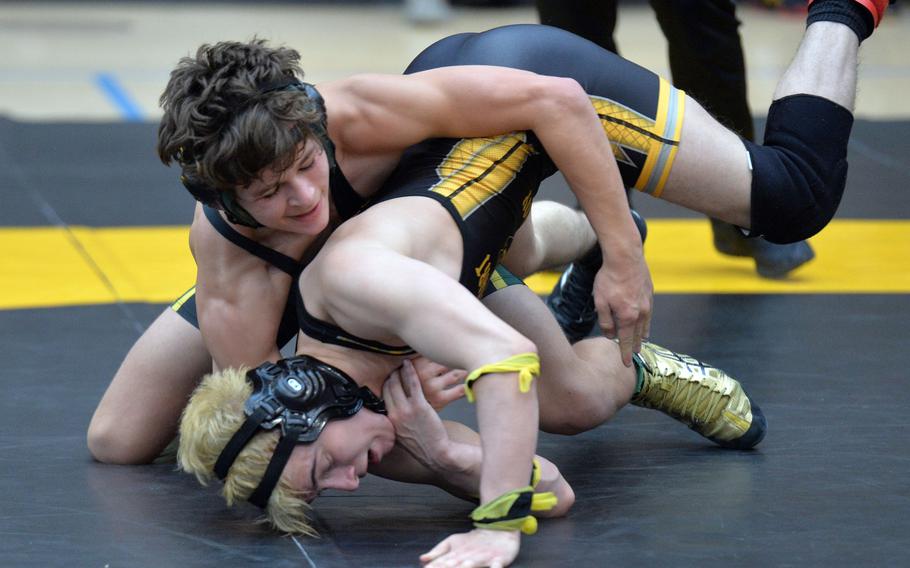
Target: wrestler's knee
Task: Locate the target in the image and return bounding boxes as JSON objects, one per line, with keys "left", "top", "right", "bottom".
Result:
{"left": 87, "top": 414, "right": 159, "bottom": 464}
{"left": 87, "top": 417, "right": 135, "bottom": 464}
{"left": 748, "top": 94, "right": 853, "bottom": 244}
{"left": 539, "top": 392, "right": 622, "bottom": 435}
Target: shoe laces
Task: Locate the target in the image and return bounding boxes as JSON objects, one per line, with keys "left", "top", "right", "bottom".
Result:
{"left": 637, "top": 360, "right": 731, "bottom": 426}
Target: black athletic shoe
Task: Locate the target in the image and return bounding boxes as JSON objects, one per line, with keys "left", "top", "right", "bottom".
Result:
{"left": 547, "top": 210, "right": 647, "bottom": 343}
{"left": 711, "top": 219, "right": 815, "bottom": 279}
{"left": 546, "top": 247, "right": 602, "bottom": 343}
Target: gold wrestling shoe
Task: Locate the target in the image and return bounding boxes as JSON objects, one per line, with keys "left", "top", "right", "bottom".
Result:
{"left": 631, "top": 342, "right": 766, "bottom": 449}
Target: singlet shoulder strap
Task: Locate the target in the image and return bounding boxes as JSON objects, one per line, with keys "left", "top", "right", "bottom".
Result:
{"left": 329, "top": 163, "right": 363, "bottom": 220}
{"left": 302, "top": 83, "right": 364, "bottom": 221}
{"left": 293, "top": 282, "right": 415, "bottom": 356}
{"left": 203, "top": 205, "right": 301, "bottom": 276}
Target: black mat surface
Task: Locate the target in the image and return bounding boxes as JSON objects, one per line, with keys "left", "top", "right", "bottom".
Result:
{"left": 3, "top": 295, "right": 909, "bottom": 566}
{"left": 2, "top": 116, "right": 909, "bottom": 566}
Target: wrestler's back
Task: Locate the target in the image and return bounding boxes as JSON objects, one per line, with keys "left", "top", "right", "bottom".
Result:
{"left": 405, "top": 24, "right": 659, "bottom": 112}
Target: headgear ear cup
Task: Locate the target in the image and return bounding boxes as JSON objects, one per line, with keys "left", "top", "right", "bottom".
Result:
{"left": 273, "top": 365, "right": 325, "bottom": 411}
{"left": 178, "top": 168, "right": 264, "bottom": 227}
{"left": 179, "top": 171, "right": 221, "bottom": 206}
{"left": 217, "top": 191, "right": 264, "bottom": 228}
{"left": 214, "top": 355, "right": 386, "bottom": 508}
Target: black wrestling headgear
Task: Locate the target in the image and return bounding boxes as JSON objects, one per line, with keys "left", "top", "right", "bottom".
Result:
{"left": 213, "top": 355, "right": 385, "bottom": 508}
{"left": 177, "top": 79, "right": 339, "bottom": 229}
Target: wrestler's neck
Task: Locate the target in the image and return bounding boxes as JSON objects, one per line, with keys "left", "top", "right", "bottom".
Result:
{"left": 296, "top": 340, "right": 400, "bottom": 396}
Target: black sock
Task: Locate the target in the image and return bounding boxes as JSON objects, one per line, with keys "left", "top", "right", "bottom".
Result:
{"left": 577, "top": 244, "right": 603, "bottom": 270}
{"left": 807, "top": 0, "right": 875, "bottom": 42}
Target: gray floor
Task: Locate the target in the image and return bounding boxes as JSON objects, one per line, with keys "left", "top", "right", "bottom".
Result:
{"left": 2, "top": 118, "right": 909, "bottom": 566}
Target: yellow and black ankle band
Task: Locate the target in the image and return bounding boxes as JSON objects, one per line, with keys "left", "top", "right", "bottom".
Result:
{"left": 530, "top": 457, "right": 542, "bottom": 488}
{"left": 470, "top": 485, "right": 558, "bottom": 535}
{"left": 464, "top": 353, "right": 540, "bottom": 403}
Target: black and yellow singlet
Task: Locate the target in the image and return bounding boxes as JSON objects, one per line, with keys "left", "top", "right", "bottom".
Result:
{"left": 370, "top": 134, "right": 542, "bottom": 297}
{"left": 365, "top": 23, "right": 686, "bottom": 297}
{"left": 405, "top": 24, "right": 686, "bottom": 198}
{"left": 289, "top": 24, "right": 686, "bottom": 356}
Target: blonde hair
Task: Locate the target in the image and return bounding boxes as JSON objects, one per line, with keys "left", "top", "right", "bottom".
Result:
{"left": 178, "top": 367, "right": 316, "bottom": 535}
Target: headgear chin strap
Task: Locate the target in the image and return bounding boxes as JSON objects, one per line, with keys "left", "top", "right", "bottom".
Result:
{"left": 178, "top": 78, "right": 340, "bottom": 229}
{"left": 213, "top": 355, "right": 385, "bottom": 509}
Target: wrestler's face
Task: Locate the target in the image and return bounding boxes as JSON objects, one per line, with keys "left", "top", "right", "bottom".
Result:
{"left": 236, "top": 138, "right": 331, "bottom": 234}
{"left": 282, "top": 408, "right": 396, "bottom": 502}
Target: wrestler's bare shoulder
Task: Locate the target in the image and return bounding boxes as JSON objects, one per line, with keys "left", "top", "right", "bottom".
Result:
{"left": 316, "top": 78, "right": 407, "bottom": 195}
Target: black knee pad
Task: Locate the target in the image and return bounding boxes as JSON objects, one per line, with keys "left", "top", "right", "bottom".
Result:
{"left": 745, "top": 94, "right": 854, "bottom": 244}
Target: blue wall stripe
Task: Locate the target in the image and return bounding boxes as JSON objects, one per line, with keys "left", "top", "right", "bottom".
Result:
{"left": 94, "top": 72, "right": 143, "bottom": 121}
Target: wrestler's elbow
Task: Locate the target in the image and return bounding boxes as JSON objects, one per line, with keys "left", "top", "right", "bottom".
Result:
{"left": 522, "top": 75, "right": 590, "bottom": 123}
{"left": 535, "top": 76, "right": 589, "bottom": 119}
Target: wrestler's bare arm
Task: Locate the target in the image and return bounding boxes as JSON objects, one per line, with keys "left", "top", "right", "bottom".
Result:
{"left": 190, "top": 222, "right": 289, "bottom": 370}
{"left": 305, "top": 237, "right": 540, "bottom": 509}
{"left": 306, "top": 241, "right": 541, "bottom": 565}
{"left": 372, "top": 360, "right": 574, "bottom": 517}
{"left": 371, "top": 427, "right": 574, "bottom": 517}
{"left": 326, "top": 66, "right": 651, "bottom": 365}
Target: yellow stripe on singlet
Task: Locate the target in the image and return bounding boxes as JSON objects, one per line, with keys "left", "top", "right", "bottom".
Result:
{"left": 652, "top": 88, "right": 686, "bottom": 197}
{"left": 431, "top": 134, "right": 534, "bottom": 219}
{"left": 589, "top": 79, "right": 684, "bottom": 199}
{"left": 636, "top": 79, "right": 685, "bottom": 198}
{"left": 170, "top": 285, "right": 196, "bottom": 311}
{"left": 488, "top": 268, "right": 508, "bottom": 291}
{"left": 1, "top": 220, "right": 908, "bottom": 310}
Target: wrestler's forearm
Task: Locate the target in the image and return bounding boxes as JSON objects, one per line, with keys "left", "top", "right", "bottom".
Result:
{"left": 435, "top": 421, "right": 575, "bottom": 517}
{"left": 369, "top": 440, "right": 479, "bottom": 502}
{"left": 532, "top": 83, "right": 642, "bottom": 256}
{"left": 371, "top": 420, "right": 574, "bottom": 516}
{"left": 367, "top": 419, "right": 481, "bottom": 501}
{"left": 474, "top": 372, "right": 540, "bottom": 505}
{"left": 196, "top": 285, "right": 288, "bottom": 371}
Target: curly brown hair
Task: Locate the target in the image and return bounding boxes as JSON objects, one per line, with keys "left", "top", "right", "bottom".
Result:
{"left": 158, "top": 38, "right": 324, "bottom": 202}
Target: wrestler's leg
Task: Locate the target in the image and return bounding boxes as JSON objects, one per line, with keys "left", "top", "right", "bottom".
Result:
{"left": 503, "top": 201, "right": 595, "bottom": 278}
{"left": 87, "top": 307, "right": 211, "bottom": 464}
{"left": 412, "top": 19, "right": 870, "bottom": 243}
{"left": 483, "top": 282, "right": 765, "bottom": 448}
{"left": 775, "top": 23, "right": 858, "bottom": 109}
{"left": 481, "top": 284, "right": 635, "bottom": 435}
{"left": 655, "top": 98, "right": 753, "bottom": 227}
{"left": 660, "top": 16, "right": 864, "bottom": 242}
